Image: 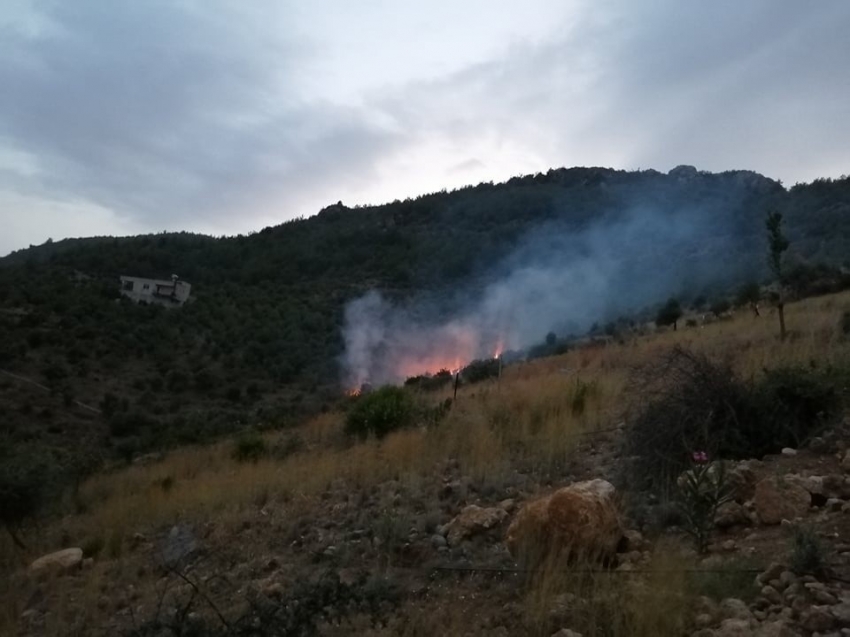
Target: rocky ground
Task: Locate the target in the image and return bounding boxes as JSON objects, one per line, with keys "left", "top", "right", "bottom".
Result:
{"left": 9, "top": 419, "right": 850, "bottom": 636}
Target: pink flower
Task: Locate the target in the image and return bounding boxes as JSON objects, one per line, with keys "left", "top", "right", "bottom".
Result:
{"left": 692, "top": 451, "right": 709, "bottom": 464}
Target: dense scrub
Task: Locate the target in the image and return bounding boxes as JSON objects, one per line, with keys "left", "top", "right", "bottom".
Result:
{"left": 624, "top": 347, "right": 848, "bottom": 490}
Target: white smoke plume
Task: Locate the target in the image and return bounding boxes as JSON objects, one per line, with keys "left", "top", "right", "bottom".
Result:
{"left": 340, "top": 196, "right": 751, "bottom": 389}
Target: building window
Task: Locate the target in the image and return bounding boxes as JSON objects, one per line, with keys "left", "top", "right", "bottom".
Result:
{"left": 122, "top": 280, "right": 134, "bottom": 291}
{"left": 142, "top": 283, "right": 150, "bottom": 290}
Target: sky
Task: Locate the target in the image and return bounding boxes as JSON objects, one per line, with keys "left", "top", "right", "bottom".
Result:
{"left": 0, "top": 0, "right": 848, "bottom": 257}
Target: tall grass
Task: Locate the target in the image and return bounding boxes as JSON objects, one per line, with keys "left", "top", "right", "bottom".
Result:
{"left": 2, "top": 291, "right": 849, "bottom": 636}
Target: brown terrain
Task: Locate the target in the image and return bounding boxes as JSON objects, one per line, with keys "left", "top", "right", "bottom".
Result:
{"left": 2, "top": 291, "right": 850, "bottom": 636}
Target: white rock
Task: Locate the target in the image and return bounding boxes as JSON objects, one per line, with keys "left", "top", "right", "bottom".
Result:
{"left": 29, "top": 548, "right": 83, "bottom": 573}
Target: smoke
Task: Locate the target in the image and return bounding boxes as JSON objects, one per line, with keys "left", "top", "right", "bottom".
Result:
{"left": 340, "top": 195, "right": 749, "bottom": 388}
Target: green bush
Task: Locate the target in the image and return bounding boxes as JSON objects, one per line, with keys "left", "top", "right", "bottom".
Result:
{"left": 624, "top": 347, "right": 846, "bottom": 491}
{"left": 0, "top": 449, "right": 59, "bottom": 547}
{"left": 461, "top": 358, "right": 500, "bottom": 384}
{"left": 345, "top": 386, "right": 414, "bottom": 439}
{"left": 232, "top": 432, "right": 268, "bottom": 462}
{"left": 789, "top": 525, "right": 827, "bottom": 576}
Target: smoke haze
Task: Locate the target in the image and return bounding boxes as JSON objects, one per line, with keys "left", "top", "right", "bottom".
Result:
{"left": 341, "top": 191, "right": 752, "bottom": 388}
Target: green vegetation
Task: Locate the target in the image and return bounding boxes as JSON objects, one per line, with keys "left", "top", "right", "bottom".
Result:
{"left": 1, "top": 168, "right": 849, "bottom": 500}
{"left": 624, "top": 347, "right": 848, "bottom": 491}
{"left": 655, "top": 297, "right": 683, "bottom": 330}
{"left": 232, "top": 431, "right": 268, "bottom": 462}
{"left": 345, "top": 386, "right": 415, "bottom": 439}
{"left": 789, "top": 525, "right": 828, "bottom": 576}
{"left": 766, "top": 210, "right": 790, "bottom": 340}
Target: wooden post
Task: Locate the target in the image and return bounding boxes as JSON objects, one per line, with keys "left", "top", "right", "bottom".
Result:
{"left": 453, "top": 371, "right": 459, "bottom": 400}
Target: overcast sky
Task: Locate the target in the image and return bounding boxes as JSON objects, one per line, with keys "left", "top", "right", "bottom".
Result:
{"left": 1, "top": 1, "right": 848, "bottom": 256}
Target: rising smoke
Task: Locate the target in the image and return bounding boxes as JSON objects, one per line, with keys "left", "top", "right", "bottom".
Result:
{"left": 340, "top": 190, "right": 755, "bottom": 389}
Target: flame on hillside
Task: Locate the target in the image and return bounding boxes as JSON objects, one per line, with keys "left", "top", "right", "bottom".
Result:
{"left": 343, "top": 319, "right": 505, "bottom": 393}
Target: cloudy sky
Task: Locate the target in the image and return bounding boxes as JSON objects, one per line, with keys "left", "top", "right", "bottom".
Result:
{"left": 1, "top": 1, "right": 848, "bottom": 256}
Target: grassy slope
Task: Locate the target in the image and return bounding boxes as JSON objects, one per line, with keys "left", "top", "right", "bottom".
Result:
{"left": 2, "top": 290, "right": 848, "bottom": 636}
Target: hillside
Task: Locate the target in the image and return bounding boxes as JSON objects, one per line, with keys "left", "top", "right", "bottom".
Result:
{"left": 2, "top": 290, "right": 850, "bottom": 636}
{"left": 1, "top": 167, "right": 849, "bottom": 477}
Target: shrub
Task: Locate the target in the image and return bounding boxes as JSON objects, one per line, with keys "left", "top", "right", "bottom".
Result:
{"left": 0, "top": 449, "right": 58, "bottom": 547}
{"left": 841, "top": 310, "right": 850, "bottom": 336}
{"left": 676, "top": 454, "right": 734, "bottom": 554}
{"left": 82, "top": 535, "right": 105, "bottom": 558}
{"left": 404, "top": 369, "right": 452, "bottom": 392}
{"left": 789, "top": 525, "right": 827, "bottom": 576}
{"left": 232, "top": 432, "right": 267, "bottom": 462}
{"left": 688, "top": 555, "right": 760, "bottom": 602}
{"left": 754, "top": 365, "right": 843, "bottom": 449}
{"left": 624, "top": 347, "right": 845, "bottom": 491}
{"left": 655, "top": 297, "right": 683, "bottom": 330}
{"left": 345, "top": 386, "right": 414, "bottom": 439}
{"left": 709, "top": 299, "right": 731, "bottom": 316}
{"left": 461, "top": 358, "right": 501, "bottom": 384}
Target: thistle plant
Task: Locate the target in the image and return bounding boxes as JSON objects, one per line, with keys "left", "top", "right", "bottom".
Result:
{"left": 677, "top": 451, "right": 734, "bottom": 554}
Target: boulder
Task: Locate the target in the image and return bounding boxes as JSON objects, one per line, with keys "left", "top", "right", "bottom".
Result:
{"left": 725, "top": 462, "right": 759, "bottom": 503}
{"left": 715, "top": 502, "right": 750, "bottom": 529}
{"left": 752, "top": 477, "right": 810, "bottom": 525}
{"left": 443, "top": 504, "right": 508, "bottom": 546}
{"left": 29, "top": 548, "right": 83, "bottom": 574}
{"left": 505, "top": 479, "right": 622, "bottom": 565}
{"left": 800, "top": 606, "right": 834, "bottom": 632}
{"left": 715, "top": 618, "right": 753, "bottom": 636}
{"left": 754, "top": 620, "right": 800, "bottom": 637}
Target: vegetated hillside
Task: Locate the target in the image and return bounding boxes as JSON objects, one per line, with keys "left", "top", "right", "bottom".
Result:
{"left": 2, "top": 290, "right": 850, "bottom": 637}
{"left": 0, "top": 167, "right": 848, "bottom": 474}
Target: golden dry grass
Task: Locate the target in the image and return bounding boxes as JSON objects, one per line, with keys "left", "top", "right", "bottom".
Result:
{"left": 2, "top": 291, "right": 849, "bottom": 636}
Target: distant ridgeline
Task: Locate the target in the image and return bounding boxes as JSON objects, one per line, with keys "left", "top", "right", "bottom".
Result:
{"left": 0, "top": 166, "right": 848, "bottom": 470}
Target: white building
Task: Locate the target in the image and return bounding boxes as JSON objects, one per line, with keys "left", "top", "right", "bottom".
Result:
{"left": 119, "top": 274, "right": 191, "bottom": 307}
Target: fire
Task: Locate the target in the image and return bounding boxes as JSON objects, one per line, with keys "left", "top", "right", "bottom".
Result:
{"left": 493, "top": 337, "right": 504, "bottom": 359}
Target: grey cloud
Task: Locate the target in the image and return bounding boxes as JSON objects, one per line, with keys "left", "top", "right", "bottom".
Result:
{"left": 0, "top": 1, "right": 405, "bottom": 229}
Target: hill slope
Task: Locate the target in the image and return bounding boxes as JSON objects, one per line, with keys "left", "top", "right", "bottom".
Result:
{"left": 1, "top": 166, "right": 849, "bottom": 471}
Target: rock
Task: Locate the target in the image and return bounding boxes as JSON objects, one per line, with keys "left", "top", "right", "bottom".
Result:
{"left": 551, "top": 630, "right": 583, "bottom": 637}
{"left": 827, "top": 498, "right": 844, "bottom": 511}
{"left": 505, "top": 479, "right": 622, "bottom": 565}
{"left": 754, "top": 620, "right": 800, "bottom": 636}
{"left": 785, "top": 474, "right": 825, "bottom": 498}
{"left": 726, "top": 462, "right": 759, "bottom": 503}
{"left": 758, "top": 563, "right": 787, "bottom": 586}
{"left": 619, "top": 529, "right": 647, "bottom": 552}
{"left": 842, "top": 450, "right": 850, "bottom": 472}
{"left": 753, "top": 477, "right": 811, "bottom": 525}
{"left": 722, "top": 539, "right": 738, "bottom": 552}
{"left": 800, "top": 606, "right": 835, "bottom": 632}
{"left": 716, "top": 618, "right": 753, "bottom": 636}
{"left": 779, "top": 571, "right": 797, "bottom": 588}
{"left": 694, "top": 613, "right": 715, "bottom": 629}
{"left": 430, "top": 534, "right": 447, "bottom": 549}
{"left": 830, "top": 602, "right": 850, "bottom": 627}
{"left": 761, "top": 586, "right": 783, "bottom": 605}
{"left": 822, "top": 474, "right": 850, "bottom": 499}
{"left": 444, "top": 505, "right": 508, "bottom": 546}
{"left": 715, "top": 502, "right": 750, "bottom": 528}
{"left": 29, "top": 548, "right": 83, "bottom": 573}
{"left": 499, "top": 498, "right": 516, "bottom": 512}
{"left": 781, "top": 447, "right": 797, "bottom": 456}
{"left": 808, "top": 436, "right": 829, "bottom": 454}
{"left": 719, "top": 598, "right": 754, "bottom": 621}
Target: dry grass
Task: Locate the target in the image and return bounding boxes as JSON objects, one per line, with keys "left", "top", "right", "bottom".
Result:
{"left": 2, "top": 291, "right": 849, "bottom": 636}
{"left": 522, "top": 547, "right": 693, "bottom": 637}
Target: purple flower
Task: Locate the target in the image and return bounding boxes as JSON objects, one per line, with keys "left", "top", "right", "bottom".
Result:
{"left": 692, "top": 451, "right": 709, "bottom": 464}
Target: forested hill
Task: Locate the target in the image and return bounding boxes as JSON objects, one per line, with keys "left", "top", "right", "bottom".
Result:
{"left": 1, "top": 166, "right": 849, "bottom": 469}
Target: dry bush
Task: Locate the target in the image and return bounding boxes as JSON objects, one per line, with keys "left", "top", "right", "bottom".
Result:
{"left": 523, "top": 550, "right": 691, "bottom": 637}
{"left": 623, "top": 345, "right": 847, "bottom": 491}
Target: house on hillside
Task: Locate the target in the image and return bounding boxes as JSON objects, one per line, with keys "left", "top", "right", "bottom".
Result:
{"left": 119, "top": 274, "right": 191, "bottom": 307}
